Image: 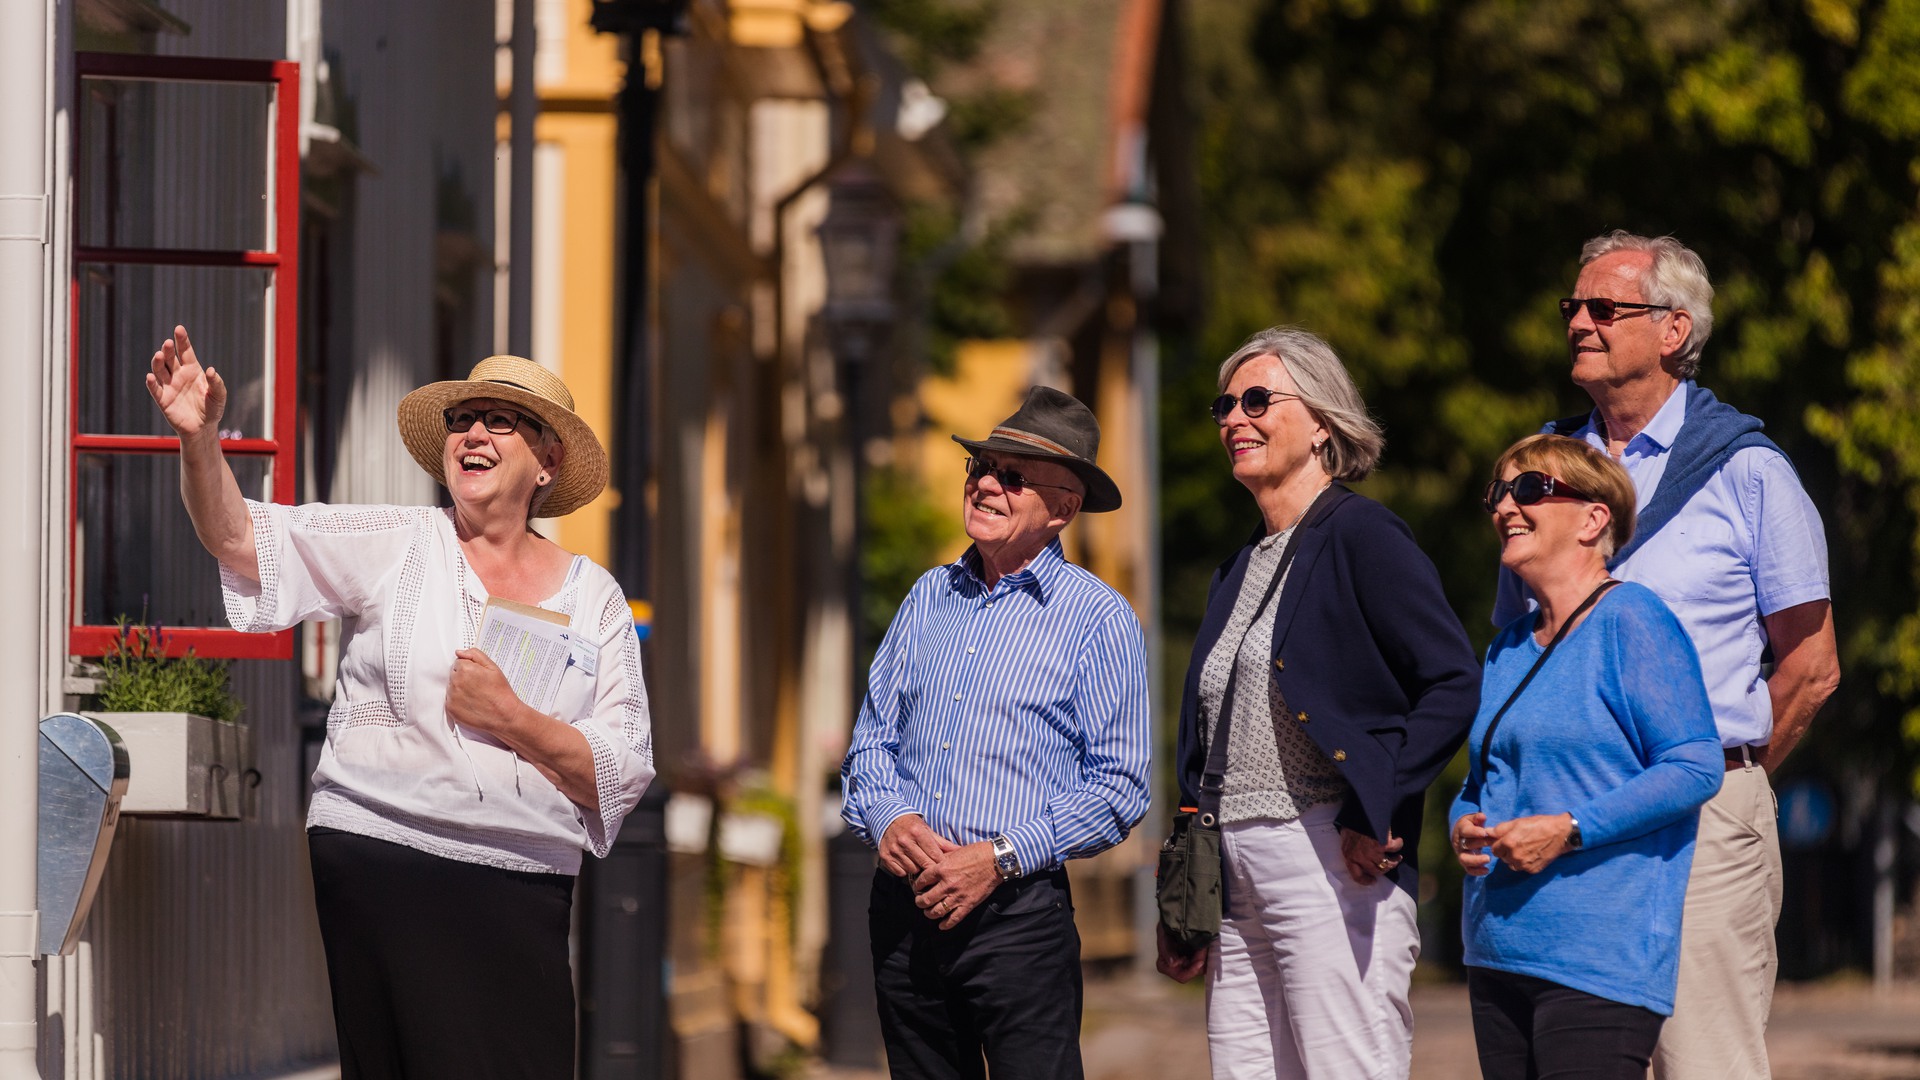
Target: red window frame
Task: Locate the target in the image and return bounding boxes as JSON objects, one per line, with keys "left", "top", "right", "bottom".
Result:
{"left": 70, "top": 53, "right": 300, "bottom": 659}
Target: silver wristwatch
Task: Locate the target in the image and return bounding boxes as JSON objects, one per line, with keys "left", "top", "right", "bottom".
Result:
{"left": 991, "top": 834, "right": 1022, "bottom": 881}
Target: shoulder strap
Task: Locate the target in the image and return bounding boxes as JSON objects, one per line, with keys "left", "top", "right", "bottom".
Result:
{"left": 1547, "top": 411, "right": 1591, "bottom": 437}
{"left": 1196, "top": 484, "right": 1351, "bottom": 820}
{"left": 1473, "top": 579, "right": 1621, "bottom": 782}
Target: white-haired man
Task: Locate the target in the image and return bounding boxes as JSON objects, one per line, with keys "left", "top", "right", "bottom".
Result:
{"left": 841, "top": 386, "right": 1151, "bottom": 1080}
{"left": 1496, "top": 231, "right": 1839, "bottom": 1077}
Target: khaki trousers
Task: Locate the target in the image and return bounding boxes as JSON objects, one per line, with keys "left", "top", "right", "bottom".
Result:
{"left": 1651, "top": 763, "right": 1783, "bottom": 1080}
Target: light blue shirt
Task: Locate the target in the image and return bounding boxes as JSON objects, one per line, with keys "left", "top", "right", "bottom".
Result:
{"left": 840, "top": 539, "right": 1153, "bottom": 876}
{"left": 1495, "top": 382, "right": 1831, "bottom": 747}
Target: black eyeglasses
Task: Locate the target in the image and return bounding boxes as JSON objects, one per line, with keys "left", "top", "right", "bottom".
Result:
{"left": 444, "top": 405, "right": 545, "bottom": 438}
{"left": 1211, "top": 386, "right": 1302, "bottom": 424}
{"left": 1559, "top": 297, "right": 1673, "bottom": 323}
{"left": 1482, "top": 471, "right": 1597, "bottom": 514}
{"left": 964, "top": 455, "right": 1075, "bottom": 494}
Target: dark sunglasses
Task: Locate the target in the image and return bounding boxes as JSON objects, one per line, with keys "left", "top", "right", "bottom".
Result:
{"left": 1210, "top": 386, "right": 1303, "bottom": 424}
{"left": 1558, "top": 297, "right": 1673, "bottom": 323}
{"left": 1482, "top": 471, "right": 1596, "bottom": 514}
{"left": 444, "top": 405, "right": 545, "bottom": 438}
{"left": 964, "top": 455, "right": 1075, "bottom": 494}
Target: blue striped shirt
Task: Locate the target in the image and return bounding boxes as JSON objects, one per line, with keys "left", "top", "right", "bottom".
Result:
{"left": 840, "top": 538, "right": 1153, "bottom": 875}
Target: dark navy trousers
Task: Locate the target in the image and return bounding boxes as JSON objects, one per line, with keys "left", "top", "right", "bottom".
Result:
{"left": 869, "top": 867, "right": 1083, "bottom": 1080}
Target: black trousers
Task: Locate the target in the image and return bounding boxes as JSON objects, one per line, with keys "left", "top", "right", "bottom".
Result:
{"left": 869, "top": 868, "right": 1083, "bottom": 1080}
{"left": 308, "top": 827, "right": 577, "bottom": 1080}
{"left": 1468, "top": 967, "right": 1666, "bottom": 1080}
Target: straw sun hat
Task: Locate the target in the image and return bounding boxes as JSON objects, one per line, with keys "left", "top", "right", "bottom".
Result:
{"left": 396, "top": 356, "right": 609, "bottom": 518}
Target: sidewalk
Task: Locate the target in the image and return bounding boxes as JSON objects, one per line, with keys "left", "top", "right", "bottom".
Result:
{"left": 816, "top": 968, "right": 1920, "bottom": 1079}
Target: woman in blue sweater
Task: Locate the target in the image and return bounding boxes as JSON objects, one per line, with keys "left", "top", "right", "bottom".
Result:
{"left": 1452, "top": 434, "right": 1722, "bottom": 1079}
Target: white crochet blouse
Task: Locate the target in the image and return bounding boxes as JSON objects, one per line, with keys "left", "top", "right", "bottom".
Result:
{"left": 222, "top": 500, "right": 656, "bottom": 875}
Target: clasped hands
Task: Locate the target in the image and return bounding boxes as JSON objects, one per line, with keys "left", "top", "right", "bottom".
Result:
{"left": 1452, "top": 811, "right": 1577, "bottom": 876}
{"left": 879, "top": 814, "right": 1001, "bottom": 931}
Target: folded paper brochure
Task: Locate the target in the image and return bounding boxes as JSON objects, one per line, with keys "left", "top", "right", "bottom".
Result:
{"left": 477, "top": 596, "right": 573, "bottom": 714}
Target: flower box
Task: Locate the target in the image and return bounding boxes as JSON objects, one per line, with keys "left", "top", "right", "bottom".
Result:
{"left": 85, "top": 712, "right": 250, "bottom": 819}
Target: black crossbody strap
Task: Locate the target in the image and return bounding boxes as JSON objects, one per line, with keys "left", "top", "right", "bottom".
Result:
{"left": 1474, "top": 578, "right": 1620, "bottom": 781}
{"left": 1197, "top": 485, "right": 1351, "bottom": 821}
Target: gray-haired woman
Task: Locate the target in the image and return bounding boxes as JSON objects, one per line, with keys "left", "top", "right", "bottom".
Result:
{"left": 1157, "top": 327, "right": 1480, "bottom": 1079}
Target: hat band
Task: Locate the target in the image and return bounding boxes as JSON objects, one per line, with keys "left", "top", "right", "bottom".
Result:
{"left": 990, "top": 426, "right": 1078, "bottom": 459}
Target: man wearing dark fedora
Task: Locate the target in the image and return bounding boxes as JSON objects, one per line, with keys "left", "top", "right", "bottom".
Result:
{"left": 842, "top": 385, "right": 1152, "bottom": 1079}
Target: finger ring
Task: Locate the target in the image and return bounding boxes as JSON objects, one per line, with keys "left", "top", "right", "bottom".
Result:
{"left": 1376, "top": 858, "right": 1393, "bottom": 871}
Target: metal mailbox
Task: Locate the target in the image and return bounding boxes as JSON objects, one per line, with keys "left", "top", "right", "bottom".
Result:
{"left": 38, "top": 712, "right": 128, "bottom": 956}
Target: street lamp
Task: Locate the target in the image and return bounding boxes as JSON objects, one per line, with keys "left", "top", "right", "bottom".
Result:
{"left": 588, "top": 0, "right": 689, "bottom": 33}
{"left": 819, "top": 163, "right": 900, "bottom": 341}
{"left": 815, "top": 162, "right": 901, "bottom": 1070}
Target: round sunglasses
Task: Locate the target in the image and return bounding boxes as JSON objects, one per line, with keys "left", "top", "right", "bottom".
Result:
{"left": 1559, "top": 297, "right": 1673, "bottom": 323}
{"left": 1482, "top": 471, "right": 1596, "bottom": 514}
{"left": 1210, "top": 386, "right": 1303, "bottom": 425}
{"left": 964, "top": 455, "right": 1076, "bottom": 494}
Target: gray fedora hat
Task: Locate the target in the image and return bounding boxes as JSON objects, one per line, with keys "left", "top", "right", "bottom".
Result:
{"left": 951, "top": 386, "right": 1122, "bottom": 513}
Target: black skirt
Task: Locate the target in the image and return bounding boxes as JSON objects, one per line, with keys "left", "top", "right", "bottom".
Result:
{"left": 307, "top": 826, "right": 576, "bottom": 1079}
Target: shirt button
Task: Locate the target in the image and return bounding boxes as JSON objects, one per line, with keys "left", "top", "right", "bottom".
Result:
{"left": 933, "top": 792, "right": 942, "bottom": 800}
{"left": 953, "top": 692, "right": 962, "bottom": 701}
{"left": 966, "top": 646, "right": 976, "bottom": 655}
{"left": 942, "top": 742, "right": 951, "bottom": 750}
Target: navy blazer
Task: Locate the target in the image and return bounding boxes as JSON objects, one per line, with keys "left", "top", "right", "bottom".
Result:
{"left": 1175, "top": 486, "right": 1481, "bottom": 897}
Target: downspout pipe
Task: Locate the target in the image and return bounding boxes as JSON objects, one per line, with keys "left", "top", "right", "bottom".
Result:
{"left": 0, "top": 0, "right": 49, "bottom": 1073}
{"left": 507, "top": 0, "right": 537, "bottom": 357}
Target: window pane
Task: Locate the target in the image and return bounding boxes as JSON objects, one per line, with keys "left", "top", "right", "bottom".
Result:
{"left": 76, "top": 453, "right": 272, "bottom": 629}
{"left": 77, "top": 77, "right": 273, "bottom": 252}
{"left": 78, "top": 263, "right": 273, "bottom": 439}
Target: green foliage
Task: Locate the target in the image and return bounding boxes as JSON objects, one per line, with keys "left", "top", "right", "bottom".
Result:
{"left": 860, "top": 465, "right": 960, "bottom": 667}
{"left": 1177, "top": 0, "right": 1920, "bottom": 850}
{"left": 95, "top": 618, "right": 243, "bottom": 723}
{"left": 943, "top": 86, "right": 1039, "bottom": 152}
{"left": 861, "top": 0, "right": 997, "bottom": 76}
{"left": 868, "top": 1, "right": 1033, "bottom": 380}
{"left": 901, "top": 203, "right": 1028, "bottom": 376}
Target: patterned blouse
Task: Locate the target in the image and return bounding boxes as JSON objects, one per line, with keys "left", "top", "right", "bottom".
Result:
{"left": 223, "top": 501, "right": 655, "bottom": 874}
{"left": 1198, "top": 525, "right": 1348, "bottom": 824}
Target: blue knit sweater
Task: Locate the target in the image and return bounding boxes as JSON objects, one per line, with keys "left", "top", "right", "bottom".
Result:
{"left": 1450, "top": 582, "right": 1722, "bottom": 1014}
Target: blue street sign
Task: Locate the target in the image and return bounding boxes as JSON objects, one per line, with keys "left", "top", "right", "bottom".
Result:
{"left": 1777, "top": 778, "right": 1835, "bottom": 851}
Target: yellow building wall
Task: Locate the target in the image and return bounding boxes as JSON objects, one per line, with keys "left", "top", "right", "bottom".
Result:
{"left": 510, "top": 0, "right": 625, "bottom": 565}
{"left": 536, "top": 108, "right": 619, "bottom": 566}
{"left": 917, "top": 339, "right": 1035, "bottom": 564}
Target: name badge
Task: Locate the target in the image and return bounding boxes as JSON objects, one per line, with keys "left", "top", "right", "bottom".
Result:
{"left": 567, "top": 637, "right": 599, "bottom": 677}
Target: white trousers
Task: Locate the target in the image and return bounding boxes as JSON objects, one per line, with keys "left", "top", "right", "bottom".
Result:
{"left": 1206, "top": 806, "right": 1420, "bottom": 1080}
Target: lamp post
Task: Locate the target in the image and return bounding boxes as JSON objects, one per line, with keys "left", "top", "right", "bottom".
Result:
{"left": 817, "top": 161, "right": 900, "bottom": 664}
{"left": 815, "top": 163, "right": 899, "bottom": 1069}
{"left": 582, "top": 5, "right": 687, "bottom": 1079}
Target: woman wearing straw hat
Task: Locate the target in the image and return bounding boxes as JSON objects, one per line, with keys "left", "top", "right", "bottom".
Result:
{"left": 147, "top": 325, "right": 654, "bottom": 1079}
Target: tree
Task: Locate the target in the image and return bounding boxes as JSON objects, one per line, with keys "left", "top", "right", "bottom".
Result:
{"left": 1173, "top": 0, "right": 1920, "bottom": 965}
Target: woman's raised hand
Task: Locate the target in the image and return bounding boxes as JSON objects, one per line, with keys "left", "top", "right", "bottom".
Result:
{"left": 1452, "top": 812, "right": 1496, "bottom": 877}
{"left": 146, "top": 325, "right": 227, "bottom": 440}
